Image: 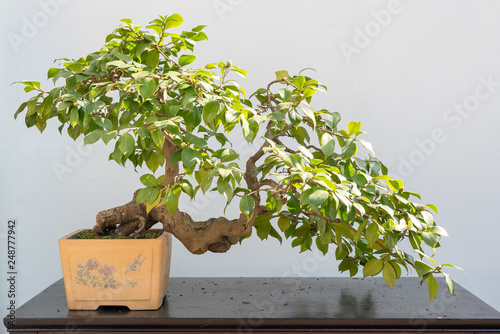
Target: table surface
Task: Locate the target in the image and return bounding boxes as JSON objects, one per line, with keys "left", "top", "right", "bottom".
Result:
{"left": 4, "top": 277, "right": 500, "bottom": 332}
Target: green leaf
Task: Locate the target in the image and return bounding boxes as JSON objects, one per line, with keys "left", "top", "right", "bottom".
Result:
{"left": 217, "top": 177, "right": 233, "bottom": 202}
{"left": 151, "top": 130, "right": 165, "bottom": 148}
{"left": 84, "top": 130, "right": 104, "bottom": 145}
{"left": 116, "top": 53, "right": 133, "bottom": 63}
{"left": 443, "top": 273, "right": 454, "bottom": 295}
{"left": 331, "top": 112, "right": 341, "bottom": 129}
{"left": 421, "top": 232, "right": 438, "bottom": 248}
{"left": 426, "top": 204, "right": 438, "bottom": 214}
{"left": 321, "top": 226, "right": 333, "bottom": 244}
{"left": 378, "top": 204, "right": 394, "bottom": 217}
{"left": 405, "top": 191, "right": 421, "bottom": 200}
{"left": 38, "top": 98, "right": 52, "bottom": 117}
{"left": 415, "top": 260, "right": 434, "bottom": 277}
{"left": 292, "top": 76, "right": 306, "bottom": 90}
{"left": 36, "top": 117, "right": 47, "bottom": 133}
{"left": 136, "top": 188, "right": 149, "bottom": 204}
{"left": 354, "top": 220, "right": 368, "bottom": 243}
{"left": 165, "top": 13, "right": 184, "bottom": 29}
{"left": 363, "top": 258, "right": 383, "bottom": 277}
{"left": 409, "top": 230, "right": 422, "bottom": 251}
{"left": 277, "top": 102, "right": 293, "bottom": 112}
{"left": 255, "top": 219, "right": 272, "bottom": 240}
{"left": 69, "top": 107, "right": 79, "bottom": 126}
{"left": 441, "top": 263, "right": 461, "bottom": 271}
{"left": 427, "top": 274, "right": 438, "bottom": 302}
{"left": 268, "top": 227, "right": 283, "bottom": 244}
{"left": 52, "top": 69, "right": 71, "bottom": 83}
{"left": 146, "top": 49, "right": 160, "bottom": 69}
{"left": 240, "top": 195, "right": 254, "bottom": 220}
{"left": 335, "top": 223, "right": 355, "bottom": 239}
{"left": 291, "top": 237, "right": 303, "bottom": 248}
{"left": 219, "top": 148, "right": 239, "bottom": 162}
{"left": 106, "top": 60, "right": 131, "bottom": 69}
{"left": 181, "top": 147, "right": 202, "bottom": 169}
{"left": 179, "top": 55, "right": 196, "bottom": 67}
{"left": 300, "top": 106, "right": 316, "bottom": 127}
{"left": 359, "top": 139, "right": 375, "bottom": 156}
{"left": 269, "top": 112, "right": 286, "bottom": 122}
{"left": 148, "top": 24, "right": 163, "bottom": 35}
{"left": 352, "top": 202, "right": 365, "bottom": 216}
{"left": 316, "top": 237, "right": 329, "bottom": 255}
{"left": 420, "top": 211, "right": 434, "bottom": 226}
{"left": 146, "top": 189, "right": 162, "bottom": 213}
{"left": 132, "top": 71, "right": 149, "bottom": 80}
{"left": 189, "top": 137, "right": 208, "bottom": 149}
{"left": 278, "top": 217, "right": 291, "bottom": 232}
{"left": 387, "top": 179, "right": 403, "bottom": 192}
{"left": 168, "top": 150, "right": 182, "bottom": 168}
{"left": 335, "top": 245, "right": 348, "bottom": 260}
{"left": 241, "top": 117, "right": 259, "bottom": 142}
{"left": 389, "top": 260, "right": 402, "bottom": 279}
{"left": 166, "top": 191, "right": 178, "bottom": 215}
{"left": 347, "top": 121, "right": 361, "bottom": 135}
{"left": 414, "top": 249, "right": 436, "bottom": 266}
{"left": 14, "top": 102, "right": 28, "bottom": 119}
{"left": 342, "top": 140, "right": 357, "bottom": 159}
{"left": 265, "top": 193, "right": 281, "bottom": 213}
{"left": 319, "top": 133, "right": 335, "bottom": 157}
{"left": 93, "top": 118, "right": 113, "bottom": 131}
{"left": 288, "top": 109, "right": 303, "bottom": 126}
{"left": 365, "top": 223, "right": 379, "bottom": 248}
{"left": 67, "top": 62, "right": 83, "bottom": 73}
{"left": 179, "top": 180, "right": 194, "bottom": 198}
{"left": 232, "top": 66, "right": 247, "bottom": 78}
{"left": 275, "top": 70, "right": 289, "bottom": 79}
{"left": 146, "top": 188, "right": 160, "bottom": 205}
{"left": 118, "top": 133, "right": 135, "bottom": 158}
{"left": 203, "top": 100, "right": 221, "bottom": 124}
{"left": 140, "top": 174, "right": 158, "bottom": 187}
{"left": 111, "top": 146, "right": 124, "bottom": 165}
{"left": 300, "top": 188, "right": 313, "bottom": 206}
{"left": 47, "top": 68, "right": 60, "bottom": 79}
{"left": 139, "top": 78, "right": 156, "bottom": 99}
{"left": 430, "top": 226, "right": 448, "bottom": 237}
{"left": 102, "top": 131, "right": 117, "bottom": 145}
{"left": 218, "top": 168, "right": 231, "bottom": 179}
{"left": 383, "top": 261, "right": 397, "bottom": 288}
{"left": 297, "top": 144, "right": 313, "bottom": 159}
{"left": 309, "top": 189, "right": 329, "bottom": 206}
{"left": 200, "top": 175, "right": 214, "bottom": 194}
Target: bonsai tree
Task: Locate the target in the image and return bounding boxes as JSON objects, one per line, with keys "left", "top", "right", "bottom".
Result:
{"left": 14, "top": 14, "right": 458, "bottom": 301}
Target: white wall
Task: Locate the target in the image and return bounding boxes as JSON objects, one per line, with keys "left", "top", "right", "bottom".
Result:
{"left": 1, "top": 0, "right": 500, "bottom": 328}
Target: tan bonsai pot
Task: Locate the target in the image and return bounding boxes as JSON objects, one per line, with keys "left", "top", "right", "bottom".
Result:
{"left": 58, "top": 229, "right": 172, "bottom": 310}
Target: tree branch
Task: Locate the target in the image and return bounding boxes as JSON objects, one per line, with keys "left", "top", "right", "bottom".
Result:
{"left": 154, "top": 44, "right": 183, "bottom": 73}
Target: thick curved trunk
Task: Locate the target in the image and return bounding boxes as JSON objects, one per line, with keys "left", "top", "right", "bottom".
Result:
{"left": 93, "top": 189, "right": 257, "bottom": 254}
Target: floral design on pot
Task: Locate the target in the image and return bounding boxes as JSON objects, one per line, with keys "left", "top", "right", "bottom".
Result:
{"left": 75, "top": 254, "right": 145, "bottom": 289}
{"left": 125, "top": 253, "right": 146, "bottom": 274}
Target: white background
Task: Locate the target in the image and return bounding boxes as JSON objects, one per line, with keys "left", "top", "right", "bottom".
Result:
{"left": 1, "top": 0, "right": 500, "bottom": 329}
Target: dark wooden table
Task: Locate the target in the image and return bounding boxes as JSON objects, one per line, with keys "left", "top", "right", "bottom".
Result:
{"left": 4, "top": 277, "right": 500, "bottom": 333}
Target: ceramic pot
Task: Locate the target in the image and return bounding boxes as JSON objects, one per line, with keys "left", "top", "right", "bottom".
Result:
{"left": 58, "top": 229, "right": 172, "bottom": 310}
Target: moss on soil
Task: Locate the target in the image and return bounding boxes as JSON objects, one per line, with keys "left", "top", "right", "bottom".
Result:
{"left": 74, "top": 230, "right": 163, "bottom": 239}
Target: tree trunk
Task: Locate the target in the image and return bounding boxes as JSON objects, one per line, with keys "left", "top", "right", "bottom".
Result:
{"left": 94, "top": 188, "right": 253, "bottom": 254}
